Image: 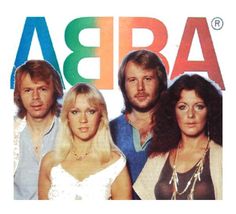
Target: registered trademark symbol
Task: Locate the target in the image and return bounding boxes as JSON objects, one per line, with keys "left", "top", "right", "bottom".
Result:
{"left": 211, "top": 17, "right": 224, "bottom": 30}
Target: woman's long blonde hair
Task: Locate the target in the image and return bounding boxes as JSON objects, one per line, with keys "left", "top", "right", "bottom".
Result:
{"left": 54, "top": 83, "right": 119, "bottom": 163}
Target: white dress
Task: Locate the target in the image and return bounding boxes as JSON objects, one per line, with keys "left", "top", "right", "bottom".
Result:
{"left": 48, "top": 155, "right": 126, "bottom": 200}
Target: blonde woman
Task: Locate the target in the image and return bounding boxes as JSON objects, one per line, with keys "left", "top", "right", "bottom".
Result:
{"left": 38, "top": 83, "right": 132, "bottom": 200}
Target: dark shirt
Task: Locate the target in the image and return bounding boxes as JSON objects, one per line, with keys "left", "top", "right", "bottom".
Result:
{"left": 154, "top": 151, "right": 215, "bottom": 200}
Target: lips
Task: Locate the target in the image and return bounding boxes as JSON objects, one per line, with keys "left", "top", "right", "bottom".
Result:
{"left": 185, "top": 123, "right": 197, "bottom": 127}
{"left": 79, "top": 127, "right": 89, "bottom": 132}
{"left": 31, "top": 104, "right": 43, "bottom": 110}
{"left": 135, "top": 93, "right": 148, "bottom": 101}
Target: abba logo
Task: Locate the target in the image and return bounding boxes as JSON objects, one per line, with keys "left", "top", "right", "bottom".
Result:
{"left": 10, "top": 17, "right": 225, "bottom": 90}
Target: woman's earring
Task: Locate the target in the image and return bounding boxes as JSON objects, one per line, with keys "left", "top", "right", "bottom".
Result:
{"left": 207, "top": 123, "right": 210, "bottom": 142}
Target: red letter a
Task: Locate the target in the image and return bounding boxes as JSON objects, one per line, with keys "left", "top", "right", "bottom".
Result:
{"left": 171, "top": 17, "right": 225, "bottom": 90}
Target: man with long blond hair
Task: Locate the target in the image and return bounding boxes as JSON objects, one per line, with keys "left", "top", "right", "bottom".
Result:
{"left": 14, "top": 60, "right": 63, "bottom": 200}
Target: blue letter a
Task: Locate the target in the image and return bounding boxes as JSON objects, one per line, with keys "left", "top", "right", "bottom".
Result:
{"left": 10, "top": 17, "right": 64, "bottom": 89}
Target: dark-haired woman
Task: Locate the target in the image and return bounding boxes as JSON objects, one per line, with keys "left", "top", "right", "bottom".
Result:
{"left": 134, "top": 74, "right": 222, "bottom": 200}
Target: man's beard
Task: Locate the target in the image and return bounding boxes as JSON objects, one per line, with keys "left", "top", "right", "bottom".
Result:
{"left": 129, "top": 98, "right": 157, "bottom": 113}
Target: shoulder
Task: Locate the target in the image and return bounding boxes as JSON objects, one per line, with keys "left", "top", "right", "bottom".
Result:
{"left": 110, "top": 151, "right": 125, "bottom": 164}
{"left": 136, "top": 152, "right": 169, "bottom": 183}
{"left": 209, "top": 140, "right": 222, "bottom": 147}
{"left": 97, "top": 151, "right": 127, "bottom": 185}
{"left": 14, "top": 117, "right": 27, "bottom": 133}
{"left": 133, "top": 153, "right": 169, "bottom": 200}
{"left": 209, "top": 140, "right": 222, "bottom": 152}
{"left": 103, "top": 151, "right": 126, "bottom": 171}
{"left": 209, "top": 140, "right": 222, "bottom": 162}
{"left": 54, "top": 116, "right": 60, "bottom": 124}
{"left": 53, "top": 116, "right": 59, "bottom": 124}
{"left": 14, "top": 116, "right": 26, "bottom": 123}
{"left": 110, "top": 115, "right": 125, "bottom": 125}
{"left": 145, "top": 153, "right": 168, "bottom": 169}
{"left": 41, "top": 151, "right": 58, "bottom": 169}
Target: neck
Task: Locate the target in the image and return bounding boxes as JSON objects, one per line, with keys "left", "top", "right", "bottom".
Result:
{"left": 72, "top": 140, "right": 92, "bottom": 155}
{"left": 180, "top": 134, "right": 209, "bottom": 150}
{"left": 26, "top": 113, "right": 54, "bottom": 135}
{"left": 128, "top": 108, "right": 153, "bottom": 124}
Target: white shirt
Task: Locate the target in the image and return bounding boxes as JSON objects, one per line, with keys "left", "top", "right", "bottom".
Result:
{"left": 48, "top": 155, "right": 126, "bottom": 200}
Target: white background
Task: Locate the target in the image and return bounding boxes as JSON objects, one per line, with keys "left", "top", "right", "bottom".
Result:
{"left": 0, "top": 0, "right": 235, "bottom": 213}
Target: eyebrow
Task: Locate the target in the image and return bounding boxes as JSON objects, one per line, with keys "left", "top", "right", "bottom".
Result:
{"left": 176, "top": 101, "right": 205, "bottom": 105}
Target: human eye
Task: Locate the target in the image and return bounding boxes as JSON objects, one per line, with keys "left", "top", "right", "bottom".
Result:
{"left": 194, "top": 103, "right": 206, "bottom": 111}
{"left": 23, "top": 88, "right": 31, "bottom": 93}
{"left": 70, "top": 109, "right": 79, "bottom": 115}
{"left": 144, "top": 76, "right": 152, "bottom": 81}
{"left": 40, "top": 87, "right": 48, "bottom": 92}
{"left": 127, "top": 77, "right": 136, "bottom": 83}
{"left": 177, "top": 104, "right": 188, "bottom": 111}
{"left": 87, "top": 108, "right": 97, "bottom": 115}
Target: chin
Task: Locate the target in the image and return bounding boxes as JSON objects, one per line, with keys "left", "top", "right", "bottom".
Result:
{"left": 184, "top": 130, "right": 205, "bottom": 138}
{"left": 133, "top": 103, "right": 155, "bottom": 113}
{"left": 79, "top": 137, "right": 93, "bottom": 142}
{"left": 31, "top": 113, "right": 47, "bottom": 119}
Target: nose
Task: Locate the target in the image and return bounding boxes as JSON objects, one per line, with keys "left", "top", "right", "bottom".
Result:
{"left": 137, "top": 80, "right": 144, "bottom": 91}
{"left": 32, "top": 89, "right": 40, "bottom": 100}
{"left": 187, "top": 107, "right": 195, "bottom": 118}
{"left": 79, "top": 112, "right": 88, "bottom": 123}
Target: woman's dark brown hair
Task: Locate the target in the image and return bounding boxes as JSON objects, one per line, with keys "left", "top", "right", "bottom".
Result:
{"left": 149, "top": 74, "right": 222, "bottom": 155}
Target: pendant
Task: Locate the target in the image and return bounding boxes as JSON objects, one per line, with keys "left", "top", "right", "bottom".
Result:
{"left": 72, "top": 150, "right": 89, "bottom": 161}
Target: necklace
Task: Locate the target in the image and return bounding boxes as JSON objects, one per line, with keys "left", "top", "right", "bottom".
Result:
{"left": 33, "top": 141, "right": 42, "bottom": 156}
{"left": 71, "top": 149, "right": 90, "bottom": 161}
{"left": 169, "top": 140, "right": 210, "bottom": 200}
{"left": 34, "top": 145, "right": 40, "bottom": 153}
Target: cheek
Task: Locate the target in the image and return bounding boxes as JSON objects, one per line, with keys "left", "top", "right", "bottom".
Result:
{"left": 44, "top": 93, "right": 54, "bottom": 103}
{"left": 92, "top": 115, "right": 102, "bottom": 131}
{"left": 94, "top": 117, "right": 101, "bottom": 128}
{"left": 175, "top": 111, "right": 185, "bottom": 124}
{"left": 147, "top": 80, "right": 158, "bottom": 91}
{"left": 199, "top": 113, "right": 208, "bottom": 126}
{"left": 68, "top": 116, "right": 77, "bottom": 130}
{"left": 125, "top": 85, "right": 134, "bottom": 96}
{"left": 20, "top": 94, "right": 29, "bottom": 104}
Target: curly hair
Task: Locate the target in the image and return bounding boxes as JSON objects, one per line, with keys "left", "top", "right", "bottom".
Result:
{"left": 118, "top": 49, "right": 167, "bottom": 113}
{"left": 149, "top": 74, "right": 222, "bottom": 155}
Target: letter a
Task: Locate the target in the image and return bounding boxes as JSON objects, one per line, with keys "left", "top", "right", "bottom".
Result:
{"left": 10, "top": 17, "right": 64, "bottom": 89}
{"left": 171, "top": 17, "right": 225, "bottom": 89}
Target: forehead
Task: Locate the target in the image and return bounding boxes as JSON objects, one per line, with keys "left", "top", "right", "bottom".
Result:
{"left": 73, "top": 94, "right": 95, "bottom": 108}
{"left": 125, "top": 62, "right": 156, "bottom": 77}
{"left": 178, "top": 90, "right": 204, "bottom": 103}
{"left": 20, "top": 73, "right": 52, "bottom": 87}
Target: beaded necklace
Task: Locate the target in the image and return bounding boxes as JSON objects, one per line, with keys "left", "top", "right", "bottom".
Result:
{"left": 169, "top": 140, "right": 210, "bottom": 200}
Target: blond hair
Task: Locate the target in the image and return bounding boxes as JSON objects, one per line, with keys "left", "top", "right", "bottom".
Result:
{"left": 55, "top": 83, "right": 119, "bottom": 163}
